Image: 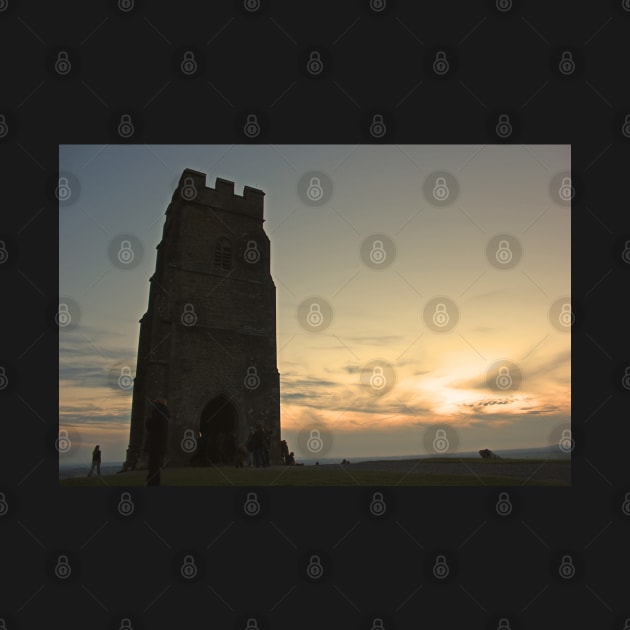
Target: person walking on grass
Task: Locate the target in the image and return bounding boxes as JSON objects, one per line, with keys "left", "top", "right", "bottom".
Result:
{"left": 87, "top": 444, "right": 101, "bottom": 477}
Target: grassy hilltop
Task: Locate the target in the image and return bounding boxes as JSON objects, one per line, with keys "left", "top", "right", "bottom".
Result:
{"left": 60, "top": 457, "right": 570, "bottom": 487}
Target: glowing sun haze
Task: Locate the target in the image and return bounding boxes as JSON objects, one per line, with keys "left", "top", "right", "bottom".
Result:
{"left": 59, "top": 144, "right": 570, "bottom": 465}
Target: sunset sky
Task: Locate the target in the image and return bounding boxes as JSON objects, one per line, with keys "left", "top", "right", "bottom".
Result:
{"left": 59, "top": 144, "right": 570, "bottom": 465}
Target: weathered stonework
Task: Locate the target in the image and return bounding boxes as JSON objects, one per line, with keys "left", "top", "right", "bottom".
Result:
{"left": 124, "top": 169, "right": 281, "bottom": 468}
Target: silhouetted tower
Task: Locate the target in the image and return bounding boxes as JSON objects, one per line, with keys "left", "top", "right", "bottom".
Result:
{"left": 124, "top": 169, "right": 281, "bottom": 468}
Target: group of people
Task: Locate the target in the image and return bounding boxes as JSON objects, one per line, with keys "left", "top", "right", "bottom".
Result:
{"left": 280, "top": 439, "right": 296, "bottom": 466}
{"left": 92, "top": 399, "right": 302, "bottom": 486}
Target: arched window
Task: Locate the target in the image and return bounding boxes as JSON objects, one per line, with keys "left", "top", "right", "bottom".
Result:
{"left": 213, "top": 237, "right": 231, "bottom": 271}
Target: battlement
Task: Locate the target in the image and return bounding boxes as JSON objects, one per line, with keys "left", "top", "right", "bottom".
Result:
{"left": 174, "top": 168, "right": 265, "bottom": 219}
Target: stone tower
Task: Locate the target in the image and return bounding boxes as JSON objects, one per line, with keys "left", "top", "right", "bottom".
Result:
{"left": 124, "top": 169, "right": 281, "bottom": 469}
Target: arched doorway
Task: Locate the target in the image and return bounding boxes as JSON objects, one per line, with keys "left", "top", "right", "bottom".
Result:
{"left": 197, "top": 396, "right": 238, "bottom": 465}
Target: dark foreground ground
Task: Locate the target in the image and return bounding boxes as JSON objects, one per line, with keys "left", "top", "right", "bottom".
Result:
{"left": 59, "top": 457, "right": 570, "bottom": 486}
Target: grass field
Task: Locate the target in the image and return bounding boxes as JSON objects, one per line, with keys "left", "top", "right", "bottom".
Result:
{"left": 59, "top": 457, "right": 570, "bottom": 487}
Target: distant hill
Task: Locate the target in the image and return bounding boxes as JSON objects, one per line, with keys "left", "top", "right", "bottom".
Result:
{"left": 295, "top": 445, "right": 571, "bottom": 466}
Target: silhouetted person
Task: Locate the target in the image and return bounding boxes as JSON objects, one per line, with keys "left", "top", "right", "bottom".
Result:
{"left": 287, "top": 451, "right": 295, "bottom": 466}
{"left": 145, "top": 398, "right": 169, "bottom": 486}
{"left": 88, "top": 445, "right": 101, "bottom": 477}
{"left": 280, "top": 439, "right": 289, "bottom": 465}
{"left": 252, "top": 424, "right": 265, "bottom": 468}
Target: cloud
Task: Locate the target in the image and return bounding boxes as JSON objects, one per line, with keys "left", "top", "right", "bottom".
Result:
{"left": 452, "top": 348, "right": 570, "bottom": 393}
{"left": 60, "top": 331, "right": 137, "bottom": 390}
